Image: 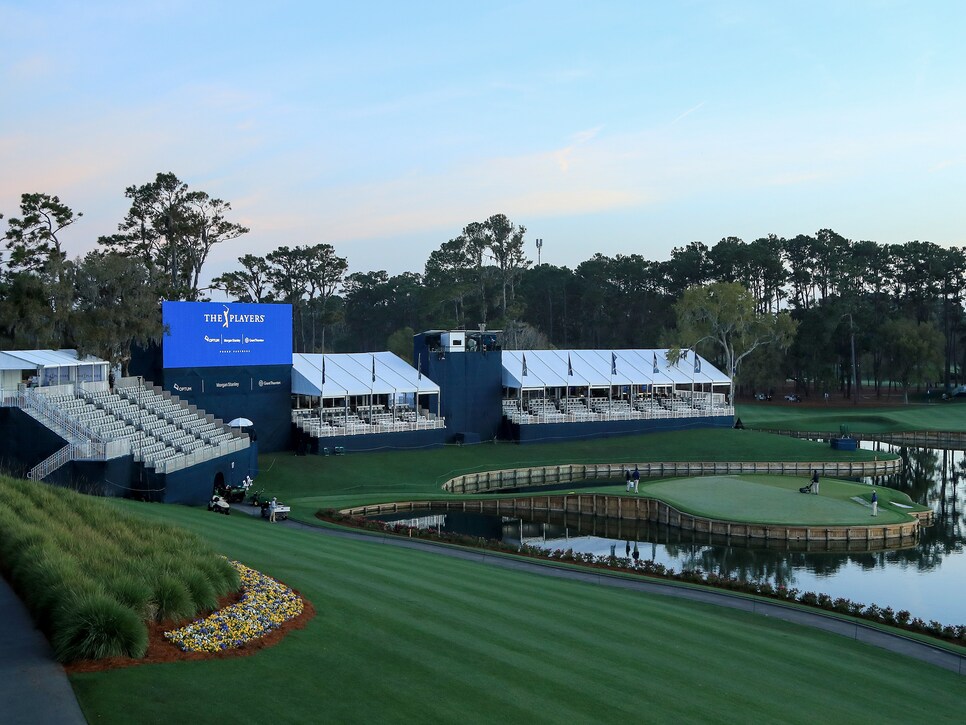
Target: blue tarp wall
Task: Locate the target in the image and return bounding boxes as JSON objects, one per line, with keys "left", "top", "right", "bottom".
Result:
{"left": 414, "top": 333, "right": 503, "bottom": 443}
{"left": 161, "top": 364, "right": 292, "bottom": 453}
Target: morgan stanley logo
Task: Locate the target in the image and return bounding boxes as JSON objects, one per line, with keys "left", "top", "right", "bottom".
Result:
{"left": 202, "top": 305, "right": 267, "bottom": 327}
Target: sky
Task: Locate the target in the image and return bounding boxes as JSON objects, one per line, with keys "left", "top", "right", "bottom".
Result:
{"left": 3, "top": 0, "right": 966, "bottom": 291}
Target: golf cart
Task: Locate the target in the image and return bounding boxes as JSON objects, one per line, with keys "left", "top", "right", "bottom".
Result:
{"left": 207, "top": 494, "right": 231, "bottom": 515}
{"left": 260, "top": 498, "right": 291, "bottom": 521}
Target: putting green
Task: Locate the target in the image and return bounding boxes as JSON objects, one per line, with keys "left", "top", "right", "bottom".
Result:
{"left": 638, "top": 475, "right": 919, "bottom": 526}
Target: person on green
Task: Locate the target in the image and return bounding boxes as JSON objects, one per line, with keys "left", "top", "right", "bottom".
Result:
{"left": 871, "top": 490, "right": 878, "bottom": 517}
{"left": 811, "top": 470, "right": 820, "bottom": 494}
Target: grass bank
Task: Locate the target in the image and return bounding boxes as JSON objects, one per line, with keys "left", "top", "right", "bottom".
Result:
{"left": 70, "top": 501, "right": 964, "bottom": 724}
{"left": 0, "top": 477, "right": 239, "bottom": 662}
{"left": 736, "top": 402, "right": 966, "bottom": 433}
{"left": 255, "top": 428, "right": 887, "bottom": 518}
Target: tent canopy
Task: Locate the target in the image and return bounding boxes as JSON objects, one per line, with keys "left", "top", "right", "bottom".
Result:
{"left": 292, "top": 352, "right": 440, "bottom": 398}
{"left": 502, "top": 349, "right": 730, "bottom": 391}
{"left": 0, "top": 349, "right": 107, "bottom": 371}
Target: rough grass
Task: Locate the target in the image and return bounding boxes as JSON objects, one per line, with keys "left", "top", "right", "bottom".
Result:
{"left": 70, "top": 501, "right": 965, "bottom": 725}
{"left": 0, "top": 476, "right": 239, "bottom": 662}
{"left": 735, "top": 402, "right": 966, "bottom": 433}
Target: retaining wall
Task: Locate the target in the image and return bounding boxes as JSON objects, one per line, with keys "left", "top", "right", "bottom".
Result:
{"left": 442, "top": 459, "right": 901, "bottom": 495}
{"left": 345, "top": 493, "right": 922, "bottom": 545}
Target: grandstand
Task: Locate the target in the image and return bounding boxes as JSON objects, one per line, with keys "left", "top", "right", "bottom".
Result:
{"left": 290, "top": 352, "right": 446, "bottom": 452}
{"left": 501, "top": 349, "right": 733, "bottom": 425}
{"left": 0, "top": 347, "right": 254, "bottom": 505}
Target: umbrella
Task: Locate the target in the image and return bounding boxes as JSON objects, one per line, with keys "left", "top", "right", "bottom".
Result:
{"left": 228, "top": 417, "right": 254, "bottom": 427}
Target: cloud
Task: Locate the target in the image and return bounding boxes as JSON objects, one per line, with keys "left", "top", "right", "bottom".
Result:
{"left": 669, "top": 101, "right": 705, "bottom": 125}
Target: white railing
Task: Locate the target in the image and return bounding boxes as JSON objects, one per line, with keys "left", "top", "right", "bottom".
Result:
{"left": 19, "top": 389, "right": 105, "bottom": 453}
{"left": 506, "top": 399, "right": 735, "bottom": 425}
{"left": 28, "top": 444, "right": 74, "bottom": 481}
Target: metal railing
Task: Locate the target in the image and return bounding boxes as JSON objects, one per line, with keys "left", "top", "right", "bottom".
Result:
{"left": 28, "top": 444, "right": 75, "bottom": 481}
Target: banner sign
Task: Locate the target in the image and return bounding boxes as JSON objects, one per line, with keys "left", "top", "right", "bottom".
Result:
{"left": 162, "top": 301, "right": 293, "bottom": 369}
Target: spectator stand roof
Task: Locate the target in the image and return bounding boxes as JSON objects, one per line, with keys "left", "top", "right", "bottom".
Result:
{"left": 501, "top": 349, "right": 730, "bottom": 391}
{"left": 0, "top": 349, "right": 108, "bottom": 372}
{"left": 292, "top": 352, "right": 440, "bottom": 399}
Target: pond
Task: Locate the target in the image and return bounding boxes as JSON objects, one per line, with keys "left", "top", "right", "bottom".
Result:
{"left": 378, "top": 443, "right": 965, "bottom": 625}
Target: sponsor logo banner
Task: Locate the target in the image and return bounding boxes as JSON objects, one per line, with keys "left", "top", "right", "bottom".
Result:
{"left": 163, "top": 301, "right": 292, "bottom": 368}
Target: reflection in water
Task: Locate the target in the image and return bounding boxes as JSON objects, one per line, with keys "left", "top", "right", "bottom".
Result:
{"left": 381, "top": 444, "right": 965, "bottom": 624}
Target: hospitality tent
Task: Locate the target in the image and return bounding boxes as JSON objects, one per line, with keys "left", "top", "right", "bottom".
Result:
{"left": 0, "top": 349, "right": 110, "bottom": 393}
{"left": 292, "top": 351, "right": 441, "bottom": 415}
{"left": 502, "top": 348, "right": 731, "bottom": 400}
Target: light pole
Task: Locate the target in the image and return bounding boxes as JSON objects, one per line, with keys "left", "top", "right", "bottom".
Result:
{"left": 535, "top": 238, "right": 543, "bottom": 266}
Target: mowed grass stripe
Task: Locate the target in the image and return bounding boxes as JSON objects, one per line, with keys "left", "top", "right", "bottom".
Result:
{"left": 69, "top": 502, "right": 965, "bottom": 725}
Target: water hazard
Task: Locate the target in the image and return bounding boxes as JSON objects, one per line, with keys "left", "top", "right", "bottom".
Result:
{"left": 378, "top": 443, "right": 965, "bottom": 625}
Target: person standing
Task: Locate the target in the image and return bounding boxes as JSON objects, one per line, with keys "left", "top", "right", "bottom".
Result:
{"left": 811, "top": 470, "right": 820, "bottom": 494}
{"left": 871, "top": 490, "right": 878, "bottom": 517}
{"left": 632, "top": 465, "right": 640, "bottom": 493}
{"left": 625, "top": 469, "right": 632, "bottom": 492}
{"left": 269, "top": 497, "right": 277, "bottom": 523}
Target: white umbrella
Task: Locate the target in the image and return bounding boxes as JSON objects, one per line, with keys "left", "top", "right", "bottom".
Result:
{"left": 228, "top": 417, "right": 255, "bottom": 427}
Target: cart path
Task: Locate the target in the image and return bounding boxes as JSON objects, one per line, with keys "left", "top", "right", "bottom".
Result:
{"left": 238, "top": 503, "right": 966, "bottom": 676}
{"left": 0, "top": 576, "right": 87, "bottom": 724}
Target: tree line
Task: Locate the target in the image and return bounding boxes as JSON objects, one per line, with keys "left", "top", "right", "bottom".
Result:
{"left": 1, "top": 173, "right": 961, "bottom": 401}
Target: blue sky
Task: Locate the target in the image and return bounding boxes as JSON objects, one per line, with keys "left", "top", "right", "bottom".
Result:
{"left": 3, "top": 1, "right": 966, "bottom": 287}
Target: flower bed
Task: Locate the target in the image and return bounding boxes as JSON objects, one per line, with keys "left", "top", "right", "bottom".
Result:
{"left": 164, "top": 561, "right": 303, "bottom": 653}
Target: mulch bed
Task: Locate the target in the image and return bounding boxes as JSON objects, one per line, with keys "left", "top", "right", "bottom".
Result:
{"left": 65, "top": 590, "right": 316, "bottom": 673}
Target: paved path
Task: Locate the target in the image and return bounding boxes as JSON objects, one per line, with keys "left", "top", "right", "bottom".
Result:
{"left": 0, "top": 576, "right": 87, "bottom": 724}
{"left": 241, "top": 502, "right": 966, "bottom": 676}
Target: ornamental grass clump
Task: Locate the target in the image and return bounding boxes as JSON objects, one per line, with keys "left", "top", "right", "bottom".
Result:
{"left": 0, "top": 475, "right": 240, "bottom": 662}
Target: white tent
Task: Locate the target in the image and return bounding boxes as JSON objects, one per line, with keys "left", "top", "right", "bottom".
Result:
{"left": 501, "top": 349, "right": 730, "bottom": 391}
{"left": 292, "top": 352, "right": 440, "bottom": 398}
{"left": 0, "top": 349, "right": 109, "bottom": 390}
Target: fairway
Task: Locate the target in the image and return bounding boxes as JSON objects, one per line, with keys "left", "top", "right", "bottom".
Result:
{"left": 254, "top": 429, "right": 889, "bottom": 519}
{"left": 69, "top": 501, "right": 963, "bottom": 724}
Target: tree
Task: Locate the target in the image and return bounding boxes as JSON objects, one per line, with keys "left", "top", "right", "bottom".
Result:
{"left": 674, "top": 282, "right": 797, "bottom": 395}
{"left": 70, "top": 251, "right": 165, "bottom": 372}
{"left": 210, "top": 253, "right": 273, "bottom": 302}
{"left": 880, "top": 318, "right": 944, "bottom": 404}
{"left": 482, "top": 213, "right": 529, "bottom": 322}
{"left": 386, "top": 327, "right": 415, "bottom": 362}
{"left": 3, "top": 193, "right": 80, "bottom": 273}
{"left": 99, "top": 172, "right": 249, "bottom": 300}
{"left": 2, "top": 193, "right": 82, "bottom": 346}
{"left": 424, "top": 237, "right": 475, "bottom": 328}
{"left": 264, "top": 243, "right": 347, "bottom": 351}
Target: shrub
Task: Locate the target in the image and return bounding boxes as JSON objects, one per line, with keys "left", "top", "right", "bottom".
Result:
{"left": 51, "top": 591, "right": 147, "bottom": 663}
{"left": 111, "top": 574, "right": 155, "bottom": 620}
{"left": 152, "top": 575, "right": 196, "bottom": 623}
{"left": 181, "top": 569, "right": 219, "bottom": 612}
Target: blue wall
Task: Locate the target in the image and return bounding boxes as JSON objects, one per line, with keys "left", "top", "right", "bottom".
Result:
{"left": 161, "top": 364, "right": 292, "bottom": 452}
{"left": 414, "top": 333, "right": 503, "bottom": 443}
